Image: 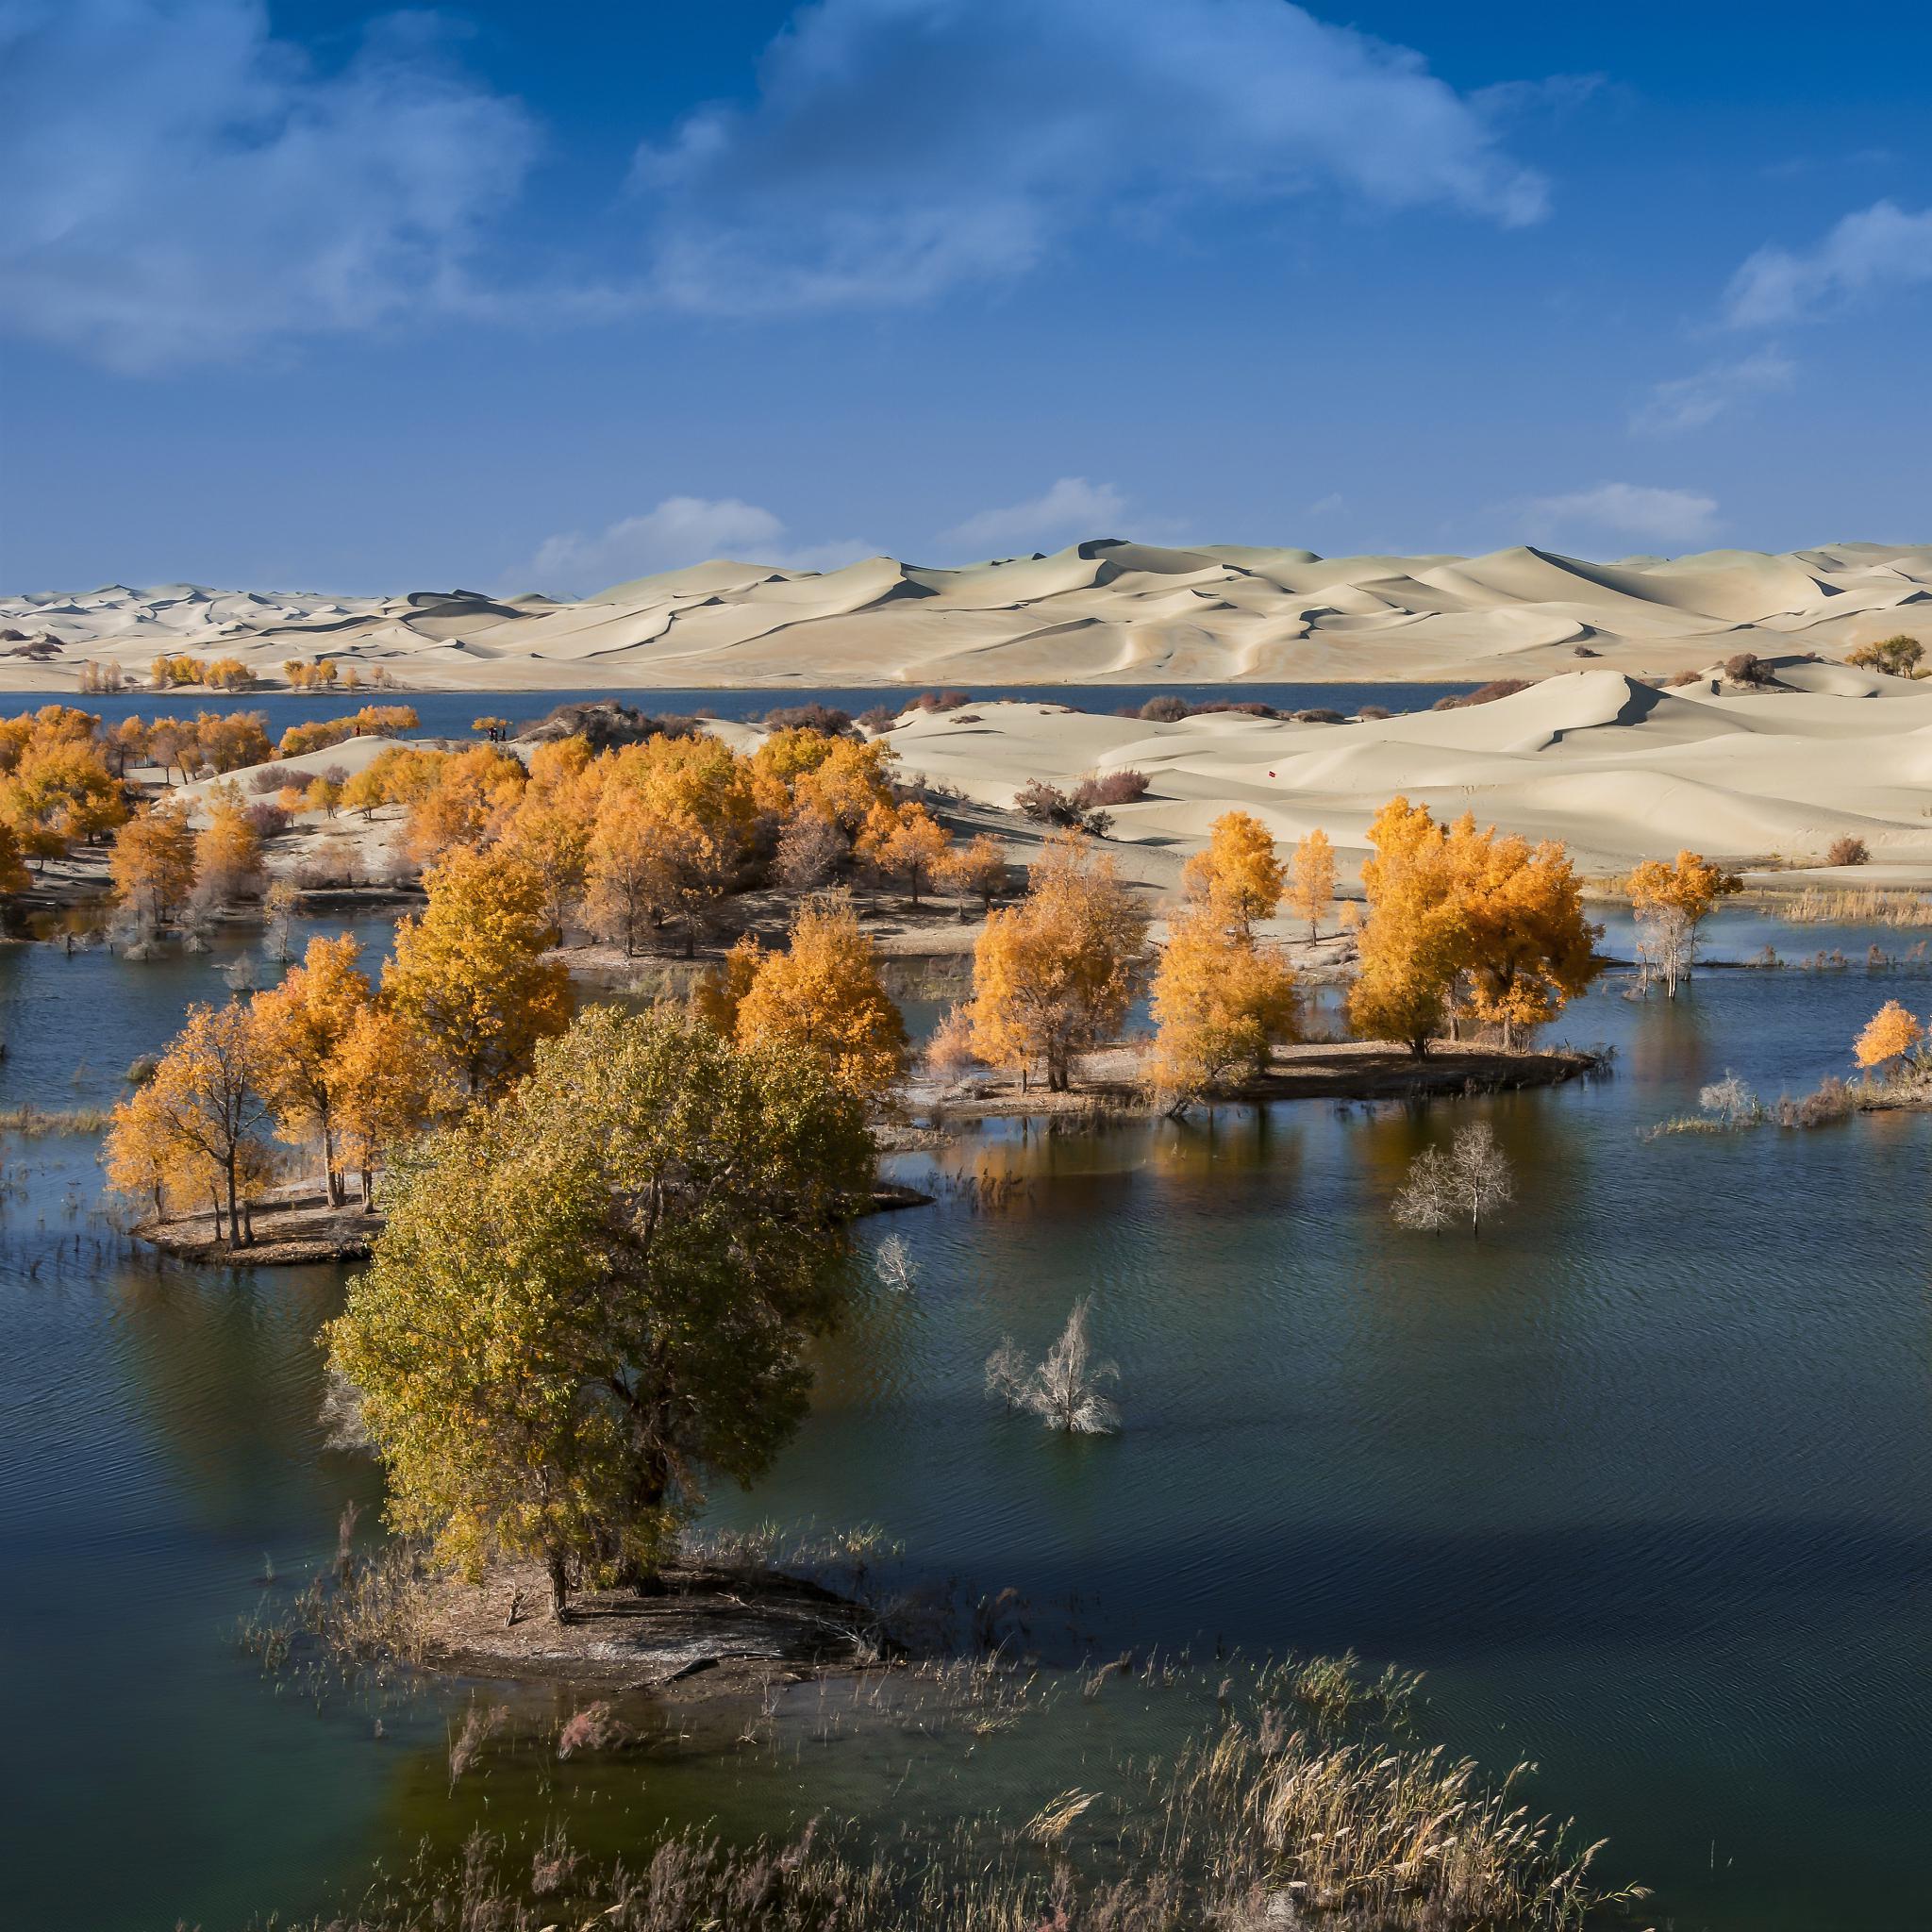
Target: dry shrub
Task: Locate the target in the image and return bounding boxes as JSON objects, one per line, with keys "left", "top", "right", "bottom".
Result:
{"left": 1356, "top": 704, "right": 1391, "bottom": 720}
{"left": 1138, "top": 694, "right": 1191, "bottom": 722}
{"left": 857, "top": 705, "right": 900, "bottom": 735}
{"left": 1433, "top": 678, "right": 1534, "bottom": 711}
{"left": 763, "top": 702, "right": 853, "bottom": 736}
{"left": 1663, "top": 670, "right": 1704, "bottom": 688}
{"left": 1824, "top": 836, "right": 1870, "bottom": 867}
{"left": 1072, "top": 769, "right": 1149, "bottom": 808}
{"left": 1724, "top": 651, "right": 1774, "bottom": 685}
{"left": 913, "top": 689, "right": 971, "bottom": 712}
{"left": 1291, "top": 707, "right": 1345, "bottom": 724}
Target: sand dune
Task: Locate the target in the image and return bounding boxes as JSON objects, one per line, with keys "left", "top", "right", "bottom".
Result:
{"left": 4, "top": 538, "right": 1926, "bottom": 692}
{"left": 872, "top": 665, "right": 1932, "bottom": 885}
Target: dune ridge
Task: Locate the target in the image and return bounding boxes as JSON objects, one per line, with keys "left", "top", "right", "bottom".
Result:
{"left": 4, "top": 538, "right": 1927, "bottom": 692}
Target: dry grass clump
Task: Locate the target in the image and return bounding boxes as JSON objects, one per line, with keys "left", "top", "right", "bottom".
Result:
{"left": 237, "top": 1539, "right": 430, "bottom": 1685}
{"left": 1771, "top": 888, "right": 1932, "bottom": 927}
{"left": 257, "top": 1701, "right": 1647, "bottom": 1932}
{"left": 0, "top": 1104, "right": 115, "bottom": 1137}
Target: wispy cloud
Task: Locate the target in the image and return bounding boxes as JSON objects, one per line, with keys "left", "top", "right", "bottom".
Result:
{"left": 941, "top": 478, "right": 1127, "bottom": 554}
{"left": 1725, "top": 200, "right": 1932, "bottom": 326}
{"left": 1522, "top": 482, "right": 1719, "bottom": 548}
{"left": 0, "top": 2, "right": 537, "bottom": 372}
{"left": 1630, "top": 346, "right": 1795, "bottom": 436}
{"left": 505, "top": 497, "right": 873, "bottom": 597}
{"left": 630, "top": 0, "right": 1549, "bottom": 314}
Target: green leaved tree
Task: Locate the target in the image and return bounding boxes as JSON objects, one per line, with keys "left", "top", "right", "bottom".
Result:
{"left": 324, "top": 1005, "right": 874, "bottom": 1620}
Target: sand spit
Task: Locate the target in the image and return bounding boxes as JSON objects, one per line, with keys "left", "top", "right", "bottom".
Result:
{"left": 5, "top": 538, "right": 1928, "bottom": 691}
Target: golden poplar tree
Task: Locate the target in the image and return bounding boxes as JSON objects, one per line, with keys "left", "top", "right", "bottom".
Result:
{"left": 730, "top": 893, "right": 909, "bottom": 1100}
{"left": 937, "top": 832, "right": 1011, "bottom": 919}
{"left": 250, "top": 934, "right": 375, "bottom": 1203}
{"left": 602, "top": 736, "right": 756, "bottom": 957}
{"left": 1345, "top": 797, "right": 1469, "bottom": 1058}
{"left": 1624, "top": 849, "right": 1740, "bottom": 996}
{"left": 1147, "top": 906, "right": 1299, "bottom": 1113}
{"left": 383, "top": 847, "right": 575, "bottom": 1102}
{"left": 328, "top": 1006, "right": 440, "bottom": 1200}
{"left": 194, "top": 787, "right": 266, "bottom": 902}
{"left": 1854, "top": 1000, "right": 1924, "bottom": 1077}
{"left": 583, "top": 788, "right": 658, "bottom": 956}
{"left": 1445, "top": 816, "right": 1601, "bottom": 1049}
{"left": 1181, "top": 809, "right": 1284, "bottom": 936}
{"left": 1286, "top": 826, "right": 1337, "bottom": 941}
{"left": 133, "top": 1000, "right": 277, "bottom": 1242}
{"left": 968, "top": 832, "right": 1150, "bottom": 1091}
{"left": 109, "top": 802, "right": 198, "bottom": 925}
{"left": 858, "top": 798, "right": 952, "bottom": 904}
{"left": 0, "top": 822, "right": 29, "bottom": 900}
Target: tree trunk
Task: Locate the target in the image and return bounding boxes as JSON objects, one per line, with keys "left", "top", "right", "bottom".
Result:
{"left": 547, "top": 1550, "right": 572, "bottom": 1624}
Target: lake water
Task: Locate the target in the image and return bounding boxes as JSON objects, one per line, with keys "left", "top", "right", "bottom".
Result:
{"left": 1, "top": 908, "right": 1927, "bottom": 1930}
{"left": 2, "top": 681, "right": 1475, "bottom": 741}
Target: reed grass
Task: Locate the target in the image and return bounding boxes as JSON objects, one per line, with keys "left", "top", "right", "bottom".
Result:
{"left": 1764, "top": 888, "right": 1932, "bottom": 928}
{"left": 0, "top": 1104, "right": 114, "bottom": 1137}
{"left": 253, "top": 1700, "right": 1648, "bottom": 1932}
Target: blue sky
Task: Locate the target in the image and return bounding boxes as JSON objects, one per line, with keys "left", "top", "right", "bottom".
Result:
{"left": 2, "top": 0, "right": 1927, "bottom": 594}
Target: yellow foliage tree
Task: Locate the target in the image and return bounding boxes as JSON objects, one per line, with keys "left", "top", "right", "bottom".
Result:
{"left": 404, "top": 742, "right": 527, "bottom": 864}
{"left": 1346, "top": 796, "right": 1599, "bottom": 1056}
{"left": 1345, "top": 797, "right": 1471, "bottom": 1059}
{"left": 328, "top": 1005, "right": 440, "bottom": 1200}
{"left": 858, "top": 798, "right": 952, "bottom": 905}
{"left": 194, "top": 788, "right": 265, "bottom": 903}
{"left": 250, "top": 934, "right": 375, "bottom": 1203}
{"left": 729, "top": 893, "right": 908, "bottom": 1100}
{"left": 1181, "top": 809, "right": 1284, "bottom": 936}
{"left": 968, "top": 831, "right": 1150, "bottom": 1091}
{"left": 109, "top": 802, "right": 198, "bottom": 926}
{"left": 937, "top": 832, "right": 1011, "bottom": 920}
{"left": 789, "top": 737, "right": 896, "bottom": 833}
{"left": 1286, "top": 827, "right": 1337, "bottom": 941}
{"left": 1147, "top": 906, "right": 1299, "bottom": 1113}
{"left": 1625, "top": 849, "right": 1740, "bottom": 996}
{"left": 383, "top": 847, "right": 575, "bottom": 1102}
{"left": 1444, "top": 815, "right": 1600, "bottom": 1049}
{"left": 122, "top": 1000, "right": 277, "bottom": 1242}
{"left": 1854, "top": 1000, "right": 1924, "bottom": 1078}
{"left": 603, "top": 736, "right": 756, "bottom": 957}
{"left": 582, "top": 788, "right": 658, "bottom": 956}
{"left": 0, "top": 822, "right": 28, "bottom": 900}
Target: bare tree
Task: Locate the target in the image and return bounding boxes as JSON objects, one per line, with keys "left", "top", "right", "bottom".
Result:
{"left": 985, "top": 1297, "right": 1121, "bottom": 1434}
{"left": 1392, "top": 1124, "right": 1514, "bottom": 1237}
{"left": 1635, "top": 906, "right": 1695, "bottom": 997}
{"left": 774, "top": 809, "right": 846, "bottom": 891}
{"left": 1698, "top": 1071, "right": 1759, "bottom": 1125}
{"left": 1391, "top": 1146, "right": 1455, "bottom": 1235}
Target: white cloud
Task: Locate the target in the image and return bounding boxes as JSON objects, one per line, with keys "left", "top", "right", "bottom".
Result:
{"left": 507, "top": 497, "right": 874, "bottom": 597}
{"left": 1522, "top": 483, "right": 1720, "bottom": 548}
{"left": 0, "top": 1, "right": 537, "bottom": 372}
{"left": 1725, "top": 200, "right": 1932, "bottom": 326}
{"left": 1630, "top": 346, "right": 1795, "bottom": 436}
{"left": 630, "top": 0, "right": 1549, "bottom": 313}
{"left": 941, "top": 478, "right": 1127, "bottom": 553}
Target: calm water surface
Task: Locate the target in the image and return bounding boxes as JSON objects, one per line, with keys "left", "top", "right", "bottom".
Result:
{"left": 1, "top": 681, "right": 1474, "bottom": 739}
{"left": 1, "top": 908, "right": 1927, "bottom": 1930}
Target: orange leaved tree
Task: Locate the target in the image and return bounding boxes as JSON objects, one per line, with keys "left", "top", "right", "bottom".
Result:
{"left": 968, "top": 832, "right": 1149, "bottom": 1091}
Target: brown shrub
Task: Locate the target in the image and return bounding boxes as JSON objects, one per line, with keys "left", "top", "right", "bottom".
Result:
{"left": 1825, "top": 837, "right": 1870, "bottom": 867}
{"left": 1072, "top": 769, "right": 1149, "bottom": 808}
{"left": 1137, "top": 694, "right": 1190, "bottom": 723}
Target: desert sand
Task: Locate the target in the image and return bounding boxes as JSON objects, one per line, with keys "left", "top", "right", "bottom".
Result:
{"left": 858, "top": 662, "right": 1932, "bottom": 888}
{"left": 4, "top": 538, "right": 1929, "bottom": 692}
